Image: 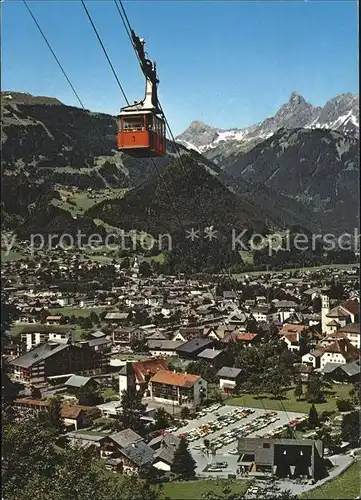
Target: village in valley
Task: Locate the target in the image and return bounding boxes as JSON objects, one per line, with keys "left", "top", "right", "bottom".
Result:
{"left": 2, "top": 246, "right": 360, "bottom": 499}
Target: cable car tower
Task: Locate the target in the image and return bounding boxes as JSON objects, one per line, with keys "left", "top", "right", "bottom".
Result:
{"left": 117, "top": 30, "right": 166, "bottom": 157}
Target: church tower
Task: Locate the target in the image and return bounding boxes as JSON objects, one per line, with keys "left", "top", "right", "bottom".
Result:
{"left": 321, "top": 285, "right": 330, "bottom": 335}
{"left": 119, "top": 361, "right": 136, "bottom": 397}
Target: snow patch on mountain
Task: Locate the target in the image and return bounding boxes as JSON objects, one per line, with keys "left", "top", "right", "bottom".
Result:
{"left": 176, "top": 92, "right": 359, "bottom": 153}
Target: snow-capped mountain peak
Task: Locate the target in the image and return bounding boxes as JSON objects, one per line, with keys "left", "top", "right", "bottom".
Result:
{"left": 176, "top": 92, "right": 359, "bottom": 153}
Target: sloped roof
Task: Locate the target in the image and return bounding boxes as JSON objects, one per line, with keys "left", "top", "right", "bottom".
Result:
{"left": 279, "top": 323, "right": 306, "bottom": 335}
{"left": 10, "top": 342, "right": 70, "bottom": 368}
{"left": 236, "top": 332, "right": 259, "bottom": 342}
{"left": 109, "top": 428, "right": 143, "bottom": 448}
{"left": 197, "top": 348, "right": 223, "bottom": 359}
{"left": 150, "top": 370, "right": 200, "bottom": 388}
{"left": 61, "top": 405, "right": 84, "bottom": 419}
{"left": 326, "top": 320, "right": 340, "bottom": 327}
{"left": 323, "top": 338, "right": 360, "bottom": 360}
{"left": 132, "top": 358, "right": 169, "bottom": 384}
{"left": 65, "top": 374, "right": 93, "bottom": 388}
{"left": 216, "top": 367, "right": 242, "bottom": 379}
{"left": 175, "top": 338, "right": 213, "bottom": 354}
{"left": 147, "top": 340, "right": 184, "bottom": 351}
{"left": 339, "top": 322, "right": 360, "bottom": 334}
{"left": 340, "top": 300, "right": 360, "bottom": 317}
{"left": 122, "top": 440, "right": 154, "bottom": 467}
{"left": 327, "top": 306, "right": 351, "bottom": 318}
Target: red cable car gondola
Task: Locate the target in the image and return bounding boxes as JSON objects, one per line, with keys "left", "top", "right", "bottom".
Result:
{"left": 117, "top": 30, "right": 166, "bottom": 158}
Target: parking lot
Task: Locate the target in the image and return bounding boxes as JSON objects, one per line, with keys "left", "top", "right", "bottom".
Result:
{"left": 172, "top": 404, "right": 305, "bottom": 475}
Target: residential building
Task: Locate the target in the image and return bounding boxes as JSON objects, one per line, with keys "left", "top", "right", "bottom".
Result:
{"left": 150, "top": 433, "right": 180, "bottom": 472}
{"left": 149, "top": 370, "right": 207, "bottom": 407}
{"left": 12, "top": 398, "right": 101, "bottom": 430}
{"left": 20, "top": 325, "right": 75, "bottom": 352}
{"left": 197, "top": 348, "right": 225, "bottom": 367}
{"left": 10, "top": 339, "right": 110, "bottom": 384}
{"left": 302, "top": 338, "right": 360, "bottom": 369}
{"left": 100, "top": 429, "right": 155, "bottom": 474}
{"left": 118, "top": 358, "right": 169, "bottom": 394}
{"left": 338, "top": 322, "right": 360, "bottom": 349}
{"left": 112, "top": 326, "right": 146, "bottom": 345}
{"left": 320, "top": 359, "right": 360, "bottom": 383}
{"left": 216, "top": 366, "right": 243, "bottom": 392}
{"left": 175, "top": 338, "right": 214, "bottom": 360}
{"left": 104, "top": 312, "right": 129, "bottom": 325}
{"left": 147, "top": 339, "right": 184, "bottom": 357}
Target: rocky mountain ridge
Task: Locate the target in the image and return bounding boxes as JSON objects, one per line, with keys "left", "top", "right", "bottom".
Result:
{"left": 176, "top": 92, "right": 359, "bottom": 154}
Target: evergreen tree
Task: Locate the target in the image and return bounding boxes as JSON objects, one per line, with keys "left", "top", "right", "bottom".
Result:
{"left": 154, "top": 407, "right": 171, "bottom": 431}
{"left": 306, "top": 372, "right": 326, "bottom": 403}
{"left": 180, "top": 406, "right": 191, "bottom": 419}
{"left": 341, "top": 411, "right": 360, "bottom": 447}
{"left": 294, "top": 379, "right": 303, "bottom": 401}
{"left": 116, "top": 388, "right": 146, "bottom": 435}
{"left": 76, "top": 385, "right": 104, "bottom": 406}
{"left": 3, "top": 413, "right": 165, "bottom": 500}
{"left": 46, "top": 397, "right": 65, "bottom": 435}
{"left": 171, "top": 437, "right": 196, "bottom": 480}
{"left": 308, "top": 404, "right": 320, "bottom": 427}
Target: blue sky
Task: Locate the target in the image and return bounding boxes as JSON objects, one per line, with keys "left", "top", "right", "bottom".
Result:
{"left": 3, "top": 0, "right": 359, "bottom": 135}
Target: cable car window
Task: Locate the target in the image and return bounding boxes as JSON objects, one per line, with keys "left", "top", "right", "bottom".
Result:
{"left": 123, "top": 117, "right": 144, "bottom": 130}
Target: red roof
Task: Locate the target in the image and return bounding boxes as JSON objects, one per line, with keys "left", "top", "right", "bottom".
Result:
{"left": 279, "top": 324, "right": 306, "bottom": 335}
{"left": 150, "top": 370, "right": 200, "bottom": 388}
{"left": 132, "top": 358, "right": 169, "bottom": 384}
{"left": 236, "top": 332, "right": 259, "bottom": 341}
{"left": 340, "top": 300, "right": 360, "bottom": 317}
{"left": 323, "top": 338, "right": 360, "bottom": 360}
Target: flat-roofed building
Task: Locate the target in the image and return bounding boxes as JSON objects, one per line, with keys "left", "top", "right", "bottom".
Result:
{"left": 237, "top": 438, "right": 328, "bottom": 480}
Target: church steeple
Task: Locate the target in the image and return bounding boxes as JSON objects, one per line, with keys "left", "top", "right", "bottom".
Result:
{"left": 119, "top": 361, "right": 136, "bottom": 396}
{"left": 321, "top": 284, "right": 330, "bottom": 335}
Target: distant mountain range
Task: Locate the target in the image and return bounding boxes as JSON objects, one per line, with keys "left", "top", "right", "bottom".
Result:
{"left": 1, "top": 91, "right": 359, "bottom": 240}
{"left": 176, "top": 92, "right": 359, "bottom": 233}
{"left": 176, "top": 92, "right": 359, "bottom": 155}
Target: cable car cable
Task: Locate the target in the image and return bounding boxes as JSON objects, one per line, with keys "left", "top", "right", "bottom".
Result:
{"left": 80, "top": 0, "right": 129, "bottom": 105}
{"left": 22, "top": 0, "right": 85, "bottom": 109}
{"left": 80, "top": 2, "right": 190, "bottom": 237}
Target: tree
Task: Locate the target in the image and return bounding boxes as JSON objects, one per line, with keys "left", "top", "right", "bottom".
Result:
{"left": 306, "top": 373, "right": 326, "bottom": 403}
{"left": 46, "top": 397, "right": 65, "bottom": 435}
{"left": 116, "top": 388, "right": 146, "bottom": 435}
{"left": 154, "top": 407, "right": 172, "bottom": 431}
{"left": 308, "top": 404, "right": 320, "bottom": 427}
{"left": 349, "top": 381, "right": 360, "bottom": 407}
{"left": 186, "top": 360, "right": 218, "bottom": 383}
{"left": 180, "top": 406, "right": 191, "bottom": 420}
{"left": 130, "top": 337, "right": 149, "bottom": 353}
{"left": 139, "top": 260, "right": 152, "bottom": 277}
{"left": 336, "top": 398, "right": 354, "bottom": 412}
{"left": 294, "top": 379, "right": 303, "bottom": 401}
{"left": 341, "top": 411, "right": 360, "bottom": 447}
{"left": 171, "top": 437, "right": 196, "bottom": 480}
{"left": 90, "top": 311, "right": 99, "bottom": 325}
{"left": 2, "top": 413, "right": 165, "bottom": 500}
{"left": 76, "top": 385, "right": 104, "bottom": 406}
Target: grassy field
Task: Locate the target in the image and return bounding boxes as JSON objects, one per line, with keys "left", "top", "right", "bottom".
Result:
{"left": 48, "top": 306, "right": 107, "bottom": 318}
{"left": 1, "top": 250, "right": 27, "bottom": 262}
{"left": 301, "top": 460, "right": 361, "bottom": 499}
{"left": 161, "top": 479, "right": 252, "bottom": 500}
{"left": 53, "top": 188, "right": 128, "bottom": 216}
{"left": 225, "top": 384, "right": 353, "bottom": 414}
{"left": 232, "top": 262, "right": 359, "bottom": 278}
